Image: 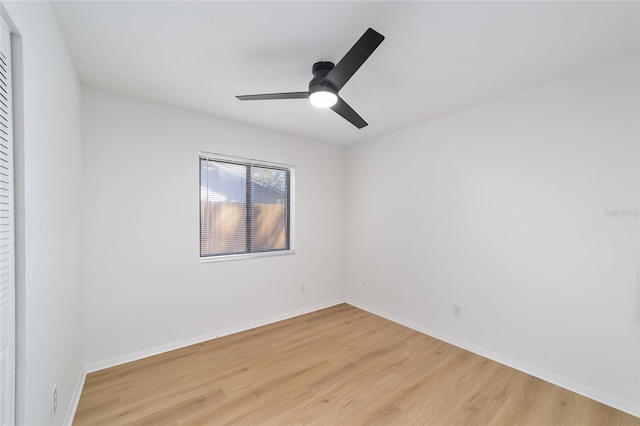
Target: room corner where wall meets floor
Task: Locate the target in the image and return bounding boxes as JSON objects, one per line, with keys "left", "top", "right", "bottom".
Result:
{"left": 345, "top": 53, "right": 640, "bottom": 417}
{"left": 73, "top": 303, "right": 640, "bottom": 425}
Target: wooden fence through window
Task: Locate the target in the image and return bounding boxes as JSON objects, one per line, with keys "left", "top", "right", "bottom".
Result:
{"left": 200, "top": 201, "right": 286, "bottom": 256}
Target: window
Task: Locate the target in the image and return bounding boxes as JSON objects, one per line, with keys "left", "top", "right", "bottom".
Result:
{"left": 199, "top": 153, "right": 294, "bottom": 261}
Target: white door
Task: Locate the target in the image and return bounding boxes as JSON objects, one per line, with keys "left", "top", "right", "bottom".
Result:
{"left": 0, "top": 20, "right": 14, "bottom": 426}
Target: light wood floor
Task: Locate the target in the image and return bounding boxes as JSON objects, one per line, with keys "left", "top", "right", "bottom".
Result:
{"left": 74, "top": 304, "right": 640, "bottom": 425}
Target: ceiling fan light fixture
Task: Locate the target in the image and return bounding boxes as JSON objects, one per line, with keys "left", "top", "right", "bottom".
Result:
{"left": 309, "top": 90, "right": 338, "bottom": 108}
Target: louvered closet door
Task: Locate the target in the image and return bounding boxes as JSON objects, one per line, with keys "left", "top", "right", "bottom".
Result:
{"left": 0, "top": 20, "right": 14, "bottom": 426}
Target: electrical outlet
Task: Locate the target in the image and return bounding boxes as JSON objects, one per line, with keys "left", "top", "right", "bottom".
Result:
{"left": 300, "top": 284, "right": 305, "bottom": 293}
{"left": 51, "top": 385, "right": 57, "bottom": 417}
{"left": 453, "top": 305, "right": 463, "bottom": 318}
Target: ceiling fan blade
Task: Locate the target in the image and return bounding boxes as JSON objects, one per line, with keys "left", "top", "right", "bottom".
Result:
{"left": 331, "top": 97, "right": 367, "bottom": 129}
{"left": 323, "top": 28, "right": 384, "bottom": 91}
{"left": 236, "top": 92, "right": 309, "bottom": 101}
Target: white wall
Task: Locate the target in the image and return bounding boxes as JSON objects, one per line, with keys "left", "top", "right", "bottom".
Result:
{"left": 345, "top": 54, "right": 639, "bottom": 414}
{"left": 1, "top": 1, "right": 84, "bottom": 425}
{"left": 81, "top": 87, "right": 345, "bottom": 368}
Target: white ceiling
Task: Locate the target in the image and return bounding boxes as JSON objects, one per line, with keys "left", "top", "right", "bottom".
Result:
{"left": 50, "top": 1, "right": 639, "bottom": 145}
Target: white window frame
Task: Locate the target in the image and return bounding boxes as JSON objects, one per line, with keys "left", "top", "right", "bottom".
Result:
{"left": 199, "top": 152, "right": 295, "bottom": 263}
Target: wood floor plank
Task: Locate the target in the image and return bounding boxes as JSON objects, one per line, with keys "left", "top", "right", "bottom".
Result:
{"left": 73, "top": 304, "right": 640, "bottom": 425}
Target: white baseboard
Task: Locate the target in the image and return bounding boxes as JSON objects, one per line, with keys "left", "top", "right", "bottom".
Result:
{"left": 344, "top": 298, "right": 640, "bottom": 419}
{"left": 63, "top": 366, "right": 86, "bottom": 426}
{"left": 85, "top": 299, "right": 345, "bottom": 374}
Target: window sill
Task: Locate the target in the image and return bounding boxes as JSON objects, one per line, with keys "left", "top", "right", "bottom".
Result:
{"left": 200, "top": 249, "right": 295, "bottom": 263}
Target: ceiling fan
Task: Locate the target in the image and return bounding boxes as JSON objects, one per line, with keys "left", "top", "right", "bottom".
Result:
{"left": 236, "top": 28, "right": 385, "bottom": 129}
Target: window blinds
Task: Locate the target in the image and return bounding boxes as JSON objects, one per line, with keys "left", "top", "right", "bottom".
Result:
{"left": 199, "top": 154, "right": 293, "bottom": 260}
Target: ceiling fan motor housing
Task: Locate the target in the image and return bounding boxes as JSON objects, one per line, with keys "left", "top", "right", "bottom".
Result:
{"left": 309, "top": 61, "right": 337, "bottom": 96}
